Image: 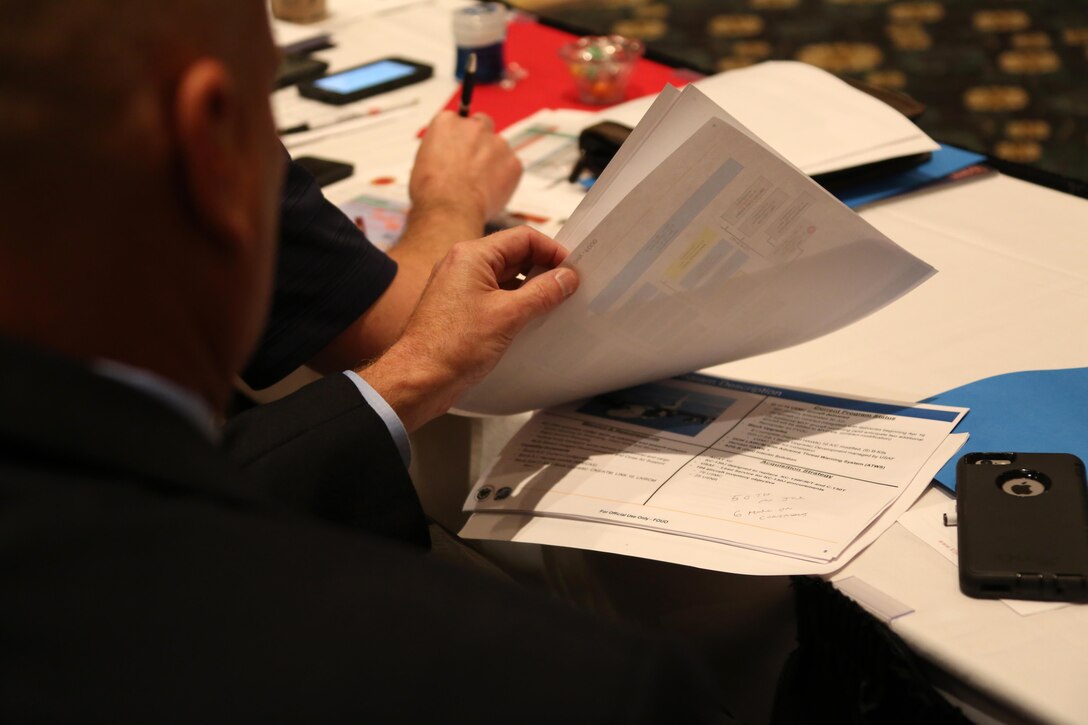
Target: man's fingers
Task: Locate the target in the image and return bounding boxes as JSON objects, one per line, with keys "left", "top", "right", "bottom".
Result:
{"left": 551, "top": 268, "right": 578, "bottom": 298}
{"left": 484, "top": 226, "right": 568, "bottom": 277}
{"left": 471, "top": 112, "right": 495, "bottom": 132}
{"left": 504, "top": 267, "right": 579, "bottom": 326}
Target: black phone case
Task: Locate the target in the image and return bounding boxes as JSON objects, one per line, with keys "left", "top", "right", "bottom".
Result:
{"left": 276, "top": 55, "right": 329, "bottom": 89}
{"left": 957, "top": 452, "right": 1088, "bottom": 602}
{"left": 568, "top": 122, "right": 633, "bottom": 182}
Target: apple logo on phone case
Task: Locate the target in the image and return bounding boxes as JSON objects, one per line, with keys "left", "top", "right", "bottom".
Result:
{"left": 999, "top": 471, "right": 1048, "bottom": 497}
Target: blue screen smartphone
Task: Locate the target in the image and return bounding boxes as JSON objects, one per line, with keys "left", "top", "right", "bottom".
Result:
{"left": 298, "top": 57, "right": 433, "bottom": 105}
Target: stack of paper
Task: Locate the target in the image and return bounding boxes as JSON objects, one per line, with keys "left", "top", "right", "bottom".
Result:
{"left": 456, "top": 83, "right": 935, "bottom": 415}
{"left": 455, "top": 82, "right": 963, "bottom": 574}
{"left": 603, "top": 61, "right": 939, "bottom": 177}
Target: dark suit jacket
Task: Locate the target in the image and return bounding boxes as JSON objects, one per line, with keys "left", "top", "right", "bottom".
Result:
{"left": 0, "top": 337, "right": 730, "bottom": 723}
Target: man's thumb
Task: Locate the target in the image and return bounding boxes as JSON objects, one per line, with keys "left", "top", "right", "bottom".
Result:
{"left": 514, "top": 267, "right": 579, "bottom": 320}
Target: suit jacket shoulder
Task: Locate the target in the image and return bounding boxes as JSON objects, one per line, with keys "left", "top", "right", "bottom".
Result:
{"left": 224, "top": 371, "right": 428, "bottom": 547}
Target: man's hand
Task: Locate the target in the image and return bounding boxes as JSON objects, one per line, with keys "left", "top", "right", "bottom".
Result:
{"left": 308, "top": 111, "right": 523, "bottom": 370}
{"left": 409, "top": 110, "right": 522, "bottom": 224}
{"left": 359, "top": 226, "right": 578, "bottom": 432}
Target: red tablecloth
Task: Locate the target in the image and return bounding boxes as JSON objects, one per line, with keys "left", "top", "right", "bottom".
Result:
{"left": 443, "top": 19, "right": 692, "bottom": 131}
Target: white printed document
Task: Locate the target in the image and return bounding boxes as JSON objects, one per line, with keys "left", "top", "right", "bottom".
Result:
{"left": 460, "top": 432, "right": 966, "bottom": 576}
{"left": 456, "top": 84, "right": 935, "bottom": 415}
{"left": 464, "top": 374, "right": 965, "bottom": 565}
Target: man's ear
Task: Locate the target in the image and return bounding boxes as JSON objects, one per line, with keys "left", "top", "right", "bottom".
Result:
{"left": 174, "top": 59, "right": 254, "bottom": 250}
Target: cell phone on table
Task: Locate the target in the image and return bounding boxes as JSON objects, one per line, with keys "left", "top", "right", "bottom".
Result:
{"left": 293, "top": 156, "right": 354, "bottom": 187}
{"left": 298, "top": 57, "right": 433, "bottom": 105}
{"left": 956, "top": 452, "right": 1088, "bottom": 602}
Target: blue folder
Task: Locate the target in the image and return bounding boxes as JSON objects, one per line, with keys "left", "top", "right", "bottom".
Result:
{"left": 836, "top": 144, "right": 987, "bottom": 209}
{"left": 923, "top": 367, "right": 1088, "bottom": 491}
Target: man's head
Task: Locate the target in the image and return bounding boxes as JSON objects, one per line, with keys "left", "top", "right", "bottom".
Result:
{"left": 0, "top": 0, "right": 283, "bottom": 409}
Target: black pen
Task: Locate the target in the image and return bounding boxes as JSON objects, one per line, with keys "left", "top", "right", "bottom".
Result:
{"left": 458, "top": 52, "right": 477, "bottom": 118}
